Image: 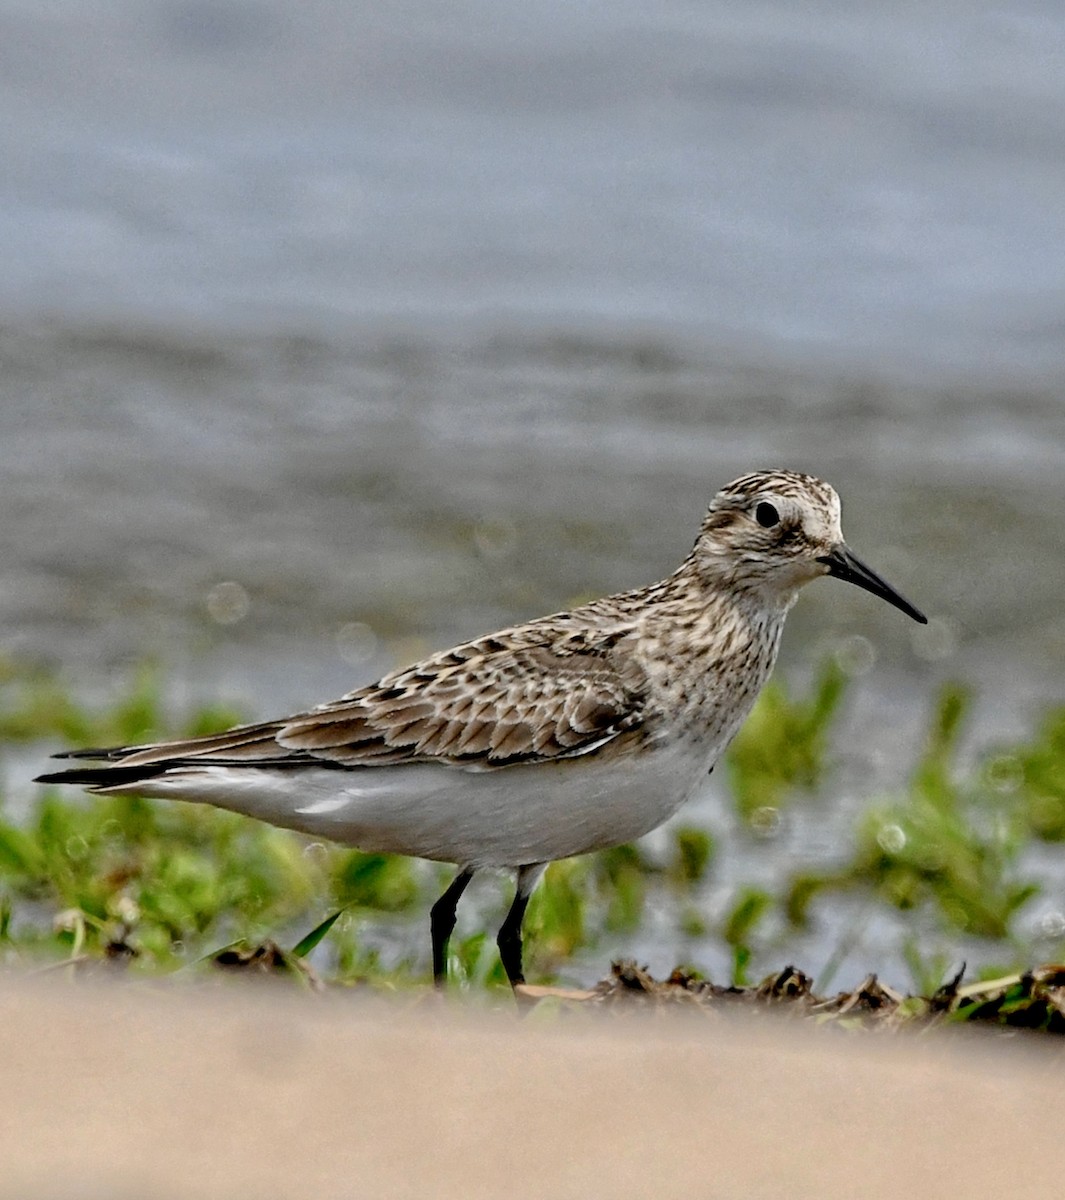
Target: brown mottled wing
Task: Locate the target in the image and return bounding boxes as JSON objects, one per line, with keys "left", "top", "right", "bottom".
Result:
{"left": 42, "top": 633, "right": 648, "bottom": 778}
{"left": 277, "top": 639, "right": 648, "bottom": 768}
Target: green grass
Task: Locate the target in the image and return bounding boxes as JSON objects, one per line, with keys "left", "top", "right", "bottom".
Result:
{"left": 784, "top": 683, "right": 1054, "bottom": 950}
{"left": 3, "top": 654, "right": 1064, "bottom": 1014}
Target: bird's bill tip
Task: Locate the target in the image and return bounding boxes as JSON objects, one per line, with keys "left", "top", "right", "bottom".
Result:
{"left": 817, "top": 545, "right": 928, "bottom": 624}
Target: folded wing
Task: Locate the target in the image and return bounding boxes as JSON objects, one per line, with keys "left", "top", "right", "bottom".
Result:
{"left": 36, "top": 630, "right": 649, "bottom": 786}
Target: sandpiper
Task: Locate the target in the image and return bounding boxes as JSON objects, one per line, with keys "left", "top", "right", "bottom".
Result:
{"left": 37, "top": 470, "right": 926, "bottom": 986}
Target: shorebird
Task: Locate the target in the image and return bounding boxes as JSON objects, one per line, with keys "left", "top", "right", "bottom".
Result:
{"left": 37, "top": 470, "right": 926, "bottom": 987}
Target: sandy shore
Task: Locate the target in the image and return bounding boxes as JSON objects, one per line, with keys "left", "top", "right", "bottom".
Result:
{"left": 2, "top": 974, "right": 1062, "bottom": 1199}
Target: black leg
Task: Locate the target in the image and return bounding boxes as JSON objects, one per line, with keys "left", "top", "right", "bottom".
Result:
{"left": 497, "top": 864, "right": 546, "bottom": 987}
{"left": 430, "top": 867, "right": 474, "bottom": 986}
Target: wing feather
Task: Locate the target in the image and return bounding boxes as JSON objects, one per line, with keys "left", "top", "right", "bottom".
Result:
{"left": 41, "top": 626, "right": 649, "bottom": 780}
{"left": 278, "top": 635, "right": 647, "bottom": 767}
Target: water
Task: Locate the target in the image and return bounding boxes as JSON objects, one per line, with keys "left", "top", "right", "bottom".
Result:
{"left": 2, "top": 0, "right": 1064, "bottom": 982}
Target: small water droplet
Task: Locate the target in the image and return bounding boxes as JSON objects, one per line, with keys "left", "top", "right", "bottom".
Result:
{"left": 206, "top": 580, "right": 251, "bottom": 625}
{"left": 833, "top": 634, "right": 877, "bottom": 677}
{"left": 1039, "top": 910, "right": 1065, "bottom": 938}
{"left": 877, "top": 823, "right": 906, "bottom": 854}
{"left": 749, "top": 806, "right": 781, "bottom": 838}
{"left": 65, "top": 835, "right": 89, "bottom": 861}
{"left": 336, "top": 621, "right": 378, "bottom": 666}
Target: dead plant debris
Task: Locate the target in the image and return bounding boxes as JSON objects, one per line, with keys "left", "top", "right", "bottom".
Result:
{"left": 568, "top": 961, "right": 1065, "bottom": 1034}
{"left": 202, "top": 939, "right": 1065, "bottom": 1035}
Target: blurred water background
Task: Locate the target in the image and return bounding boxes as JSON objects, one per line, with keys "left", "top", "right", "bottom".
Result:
{"left": 2, "top": 0, "right": 1064, "bottom": 980}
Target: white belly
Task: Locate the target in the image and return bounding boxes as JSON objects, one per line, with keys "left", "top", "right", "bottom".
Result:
{"left": 117, "top": 739, "right": 712, "bottom": 868}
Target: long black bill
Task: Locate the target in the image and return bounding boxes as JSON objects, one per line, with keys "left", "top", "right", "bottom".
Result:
{"left": 817, "top": 545, "right": 927, "bottom": 624}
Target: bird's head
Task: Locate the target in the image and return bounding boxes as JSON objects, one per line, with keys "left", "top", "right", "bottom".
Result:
{"left": 693, "top": 469, "right": 927, "bottom": 623}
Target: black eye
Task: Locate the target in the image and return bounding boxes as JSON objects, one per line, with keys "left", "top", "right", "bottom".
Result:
{"left": 755, "top": 501, "right": 780, "bottom": 528}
